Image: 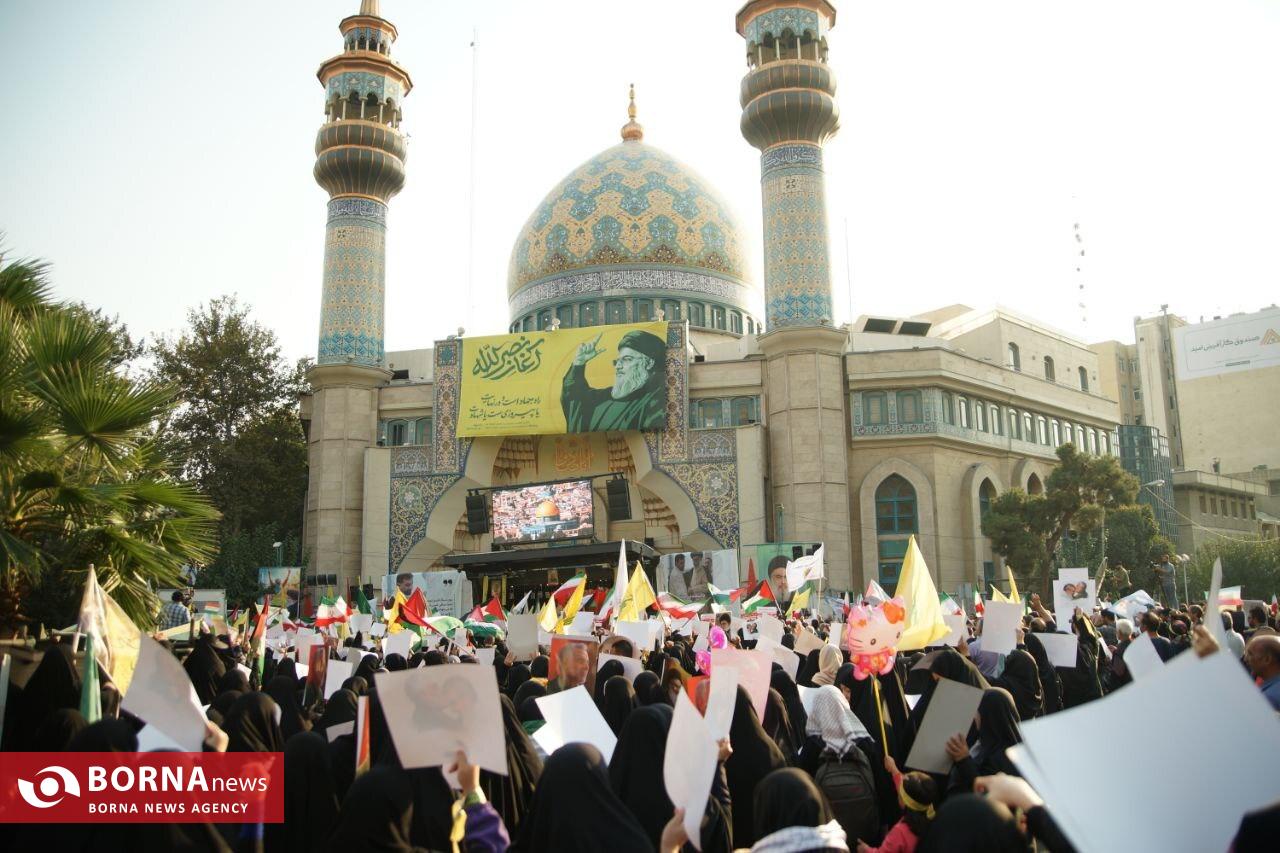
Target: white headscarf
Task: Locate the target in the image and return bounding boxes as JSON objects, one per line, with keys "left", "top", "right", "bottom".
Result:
{"left": 751, "top": 819, "right": 849, "bottom": 853}
{"left": 811, "top": 644, "right": 843, "bottom": 686}
{"left": 805, "top": 684, "right": 871, "bottom": 757}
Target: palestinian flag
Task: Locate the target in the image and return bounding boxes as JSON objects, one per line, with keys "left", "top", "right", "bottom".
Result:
{"left": 553, "top": 573, "right": 587, "bottom": 606}
{"left": 424, "top": 615, "right": 465, "bottom": 640}
{"left": 466, "top": 596, "right": 506, "bottom": 624}
{"left": 939, "top": 592, "right": 964, "bottom": 617}
{"left": 315, "top": 595, "right": 350, "bottom": 627}
{"left": 707, "top": 584, "right": 734, "bottom": 609}
{"left": 741, "top": 580, "right": 777, "bottom": 614}
{"left": 656, "top": 592, "right": 703, "bottom": 619}
{"left": 586, "top": 587, "right": 608, "bottom": 613}
{"left": 464, "top": 619, "right": 505, "bottom": 639}
{"left": 400, "top": 589, "right": 431, "bottom": 627}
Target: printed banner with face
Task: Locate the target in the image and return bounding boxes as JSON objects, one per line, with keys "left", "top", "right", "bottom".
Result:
{"left": 658, "top": 549, "right": 739, "bottom": 599}
{"left": 258, "top": 568, "right": 302, "bottom": 609}
{"left": 742, "top": 543, "right": 824, "bottom": 600}
{"left": 458, "top": 321, "right": 670, "bottom": 437}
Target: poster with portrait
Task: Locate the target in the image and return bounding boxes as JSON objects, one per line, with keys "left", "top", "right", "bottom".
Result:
{"left": 1053, "top": 568, "right": 1097, "bottom": 630}
{"left": 381, "top": 570, "right": 473, "bottom": 619}
{"left": 658, "top": 549, "right": 739, "bottom": 600}
{"left": 547, "top": 635, "right": 600, "bottom": 696}
{"left": 458, "top": 321, "right": 670, "bottom": 437}
{"left": 258, "top": 568, "right": 302, "bottom": 611}
{"left": 741, "top": 543, "right": 824, "bottom": 601}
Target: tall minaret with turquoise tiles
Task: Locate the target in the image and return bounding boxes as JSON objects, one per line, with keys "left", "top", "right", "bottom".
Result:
{"left": 737, "top": 1, "right": 854, "bottom": 590}
{"left": 305, "top": 0, "right": 412, "bottom": 595}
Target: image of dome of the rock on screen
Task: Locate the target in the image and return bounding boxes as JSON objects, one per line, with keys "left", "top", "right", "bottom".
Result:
{"left": 489, "top": 479, "right": 596, "bottom": 545}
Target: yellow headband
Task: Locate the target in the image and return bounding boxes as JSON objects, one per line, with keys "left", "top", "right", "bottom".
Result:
{"left": 898, "top": 780, "right": 936, "bottom": 819}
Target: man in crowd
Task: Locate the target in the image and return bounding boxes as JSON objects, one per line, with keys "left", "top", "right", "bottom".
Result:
{"left": 1245, "top": 634, "right": 1280, "bottom": 711}
{"left": 1142, "top": 611, "right": 1176, "bottom": 662}
{"left": 158, "top": 590, "right": 191, "bottom": 630}
{"left": 1222, "top": 612, "right": 1247, "bottom": 659}
{"left": 1153, "top": 553, "right": 1179, "bottom": 608}
{"left": 1245, "top": 605, "right": 1268, "bottom": 641}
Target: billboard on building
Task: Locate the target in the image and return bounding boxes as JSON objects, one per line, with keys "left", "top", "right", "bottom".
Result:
{"left": 490, "top": 479, "right": 596, "bottom": 545}
{"left": 1173, "top": 308, "right": 1280, "bottom": 380}
{"left": 458, "top": 321, "right": 670, "bottom": 437}
{"left": 657, "top": 549, "right": 739, "bottom": 599}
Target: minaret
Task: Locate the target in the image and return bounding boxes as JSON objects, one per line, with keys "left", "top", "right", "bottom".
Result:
{"left": 737, "top": 1, "right": 838, "bottom": 329}
{"left": 305, "top": 0, "right": 412, "bottom": 594}
{"left": 736, "top": 2, "right": 853, "bottom": 590}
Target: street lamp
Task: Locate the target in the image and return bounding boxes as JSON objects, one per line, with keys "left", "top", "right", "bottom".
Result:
{"left": 272, "top": 541, "right": 283, "bottom": 568}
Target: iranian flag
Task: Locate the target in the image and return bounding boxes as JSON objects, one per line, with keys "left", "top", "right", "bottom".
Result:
{"left": 656, "top": 592, "right": 704, "bottom": 619}
{"left": 553, "top": 573, "right": 587, "bottom": 606}
{"left": 1217, "top": 586, "right": 1243, "bottom": 607}
{"left": 741, "top": 580, "right": 777, "bottom": 614}
{"left": 315, "top": 596, "right": 350, "bottom": 627}
{"left": 939, "top": 592, "right": 964, "bottom": 617}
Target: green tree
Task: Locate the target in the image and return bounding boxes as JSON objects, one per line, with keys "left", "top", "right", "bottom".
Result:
{"left": 982, "top": 444, "right": 1139, "bottom": 593}
{"left": 196, "top": 524, "right": 304, "bottom": 611}
{"left": 0, "top": 245, "right": 218, "bottom": 630}
{"left": 1184, "top": 537, "right": 1280, "bottom": 604}
{"left": 1101, "top": 504, "right": 1176, "bottom": 593}
{"left": 150, "top": 297, "right": 308, "bottom": 541}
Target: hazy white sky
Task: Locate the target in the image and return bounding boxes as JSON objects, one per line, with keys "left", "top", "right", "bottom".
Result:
{"left": 1, "top": 1, "right": 1277, "bottom": 363}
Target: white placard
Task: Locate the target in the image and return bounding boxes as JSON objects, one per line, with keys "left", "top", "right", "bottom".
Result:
{"left": 828, "top": 621, "right": 843, "bottom": 650}
{"left": 1012, "top": 651, "right": 1280, "bottom": 853}
{"left": 772, "top": 646, "right": 800, "bottom": 682}
{"left": 793, "top": 627, "right": 825, "bottom": 655}
{"left": 933, "top": 612, "right": 966, "bottom": 647}
{"left": 375, "top": 664, "right": 506, "bottom": 774}
{"left": 598, "top": 652, "right": 644, "bottom": 683}
{"left": 613, "top": 620, "right": 651, "bottom": 652}
{"left": 568, "top": 611, "right": 596, "bottom": 636}
{"left": 370, "top": 622, "right": 387, "bottom": 638}
{"left": 326, "top": 721, "right": 354, "bottom": 742}
{"left": 904, "top": 678, "right": 984, "bottom": 774}
{"left": 1032, "top": 632, "right": 1078, "bottom": 668}
{"left": 1124, "top": 632, "right": 1163, "bottom": 681}
{"left": 709, "top": 648, "right": 772, "bottom": 720}
{"left": 647, "top": 618, "right": 664, "bottom": 650}
{"left": 121, "top": 634, "right": 207, "bottom": 752}
{"left": 1053, "top": 576, "right": 1097, "bottom": 631}
{"left": 324, "top": 659, "right": 358, "bottom": 699}
{"left": 665, "top": 691, "right": 719, "bottom": 850}
{"left": 506, "top": 614, "right": 538, "bottom": 661}
{"left": 533, "top": 685, "right": 617, "bottom": 763}
{"left": 474, "top": 647, "right": 496, "bottom": 667}
{"left": 980, "top": 600, "right": 1023, "bottom": 655}
{"left": 705, "top": 666, "right": 740, "bottom": 742}
{"left": 754, "top": 614, "right": 784, "bottom": 644}
{"left": 383, "top": 630, "right": 414, "bottom": 659}
{"left": 349, "top": 613, "right": 374, "bottom": 634}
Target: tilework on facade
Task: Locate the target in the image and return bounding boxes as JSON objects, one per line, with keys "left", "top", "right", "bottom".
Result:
{"left": 644, "top": 430, "right": 740, "bottom": 550}
{"left": 760, "top": 144, "right": 833, "bottom": 328}
{"left": 743, "top": 7, "right": 827, "bottom": 46}
{"left": 325, "top": 71, "right": 402, "bottom": 105}
{"left": 658, "top": 323, "right": 689, "bottom": 462}
{"left": 509, "top": 142, "right": 748, "bottom": 296}
{"left": 431, "top": 341, "right": 463, "bottom": 473}
{"left": 509, "top": 267, "right": 753, "bottom": 319}
{"left": 317, "top": 198, "right": 387, "bottom": 366}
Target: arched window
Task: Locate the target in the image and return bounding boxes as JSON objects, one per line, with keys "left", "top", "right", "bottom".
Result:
{"left": 989, "top": 404, "right": 1002, "bottom": 436}
{"left": 414, "top": 417, "right": 432, "bottom": 446}
{"left": 958, "top": 397, "right": 969, "bottom": 428}
{"left": 875, "top": 475, "right": 918, "bottom": 586}
{"left": 556, "top": 304, "right": 575, "bottom": 329}
{"left": 979, "top": 479, "right": 997, "bottom": 519}
{"left": 941, "top": 393, "right": 955, "bottom": 425}
{"left": 688, "top": 303, "right": 705, "bottom": 327}
{"left": 730, "top": 312, "right": 743, "bottom": 334}
{"left": 690, "top": 399, "right": 725, "bottom": 429}
{"left": 606, "top": 300, "right": 627, "bottom": 324}
{"left": 1078, "top": 366, "right": 1089, "bottom": 391}
{"left": 1037, "top": 416, "right": 1048, "bottom": 444}
{"left": 975, "top": 401, "right": 987, "bottom": 432}
{"left": 897, "top": 391, "right": 922, "bottom": 424}
{"left": 1023, "top": 413, "right": 1034, "bottom": 441}
{"left": 580, "top": 302, "right": 599, "bottom": 326}
{"left": 712, "top": 306, "right": 726, "bottom": 330}
{"left": 1007, "top": 343, "right": 1021, "bottom": 371}
{"left": 537, "top": 309, "right": 552, "bottom": 330}
{"left": 1076, "top": 425, "right": 1086, "bottom": 447}
{"left": 1051, "top": 420, "right": 1061, "bottom": 446}
{"left": 1027, "top": 473, "right": 1044, "bottom": 495}
{"left": 634, "top": 299, "right": 653, "bottom": 322}
{"left": 660, "top": 300, "right": 681, "bottom": 322}
{"left": 1044, "top": 356, "right": 1056, "bottom": 382}
{"left": 1008, "top": 409, "right": 1019, "bottom": 439}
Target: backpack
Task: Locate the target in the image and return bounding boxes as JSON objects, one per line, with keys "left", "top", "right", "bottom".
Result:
{"left": 814, "top": 747, "right": 879, "bottom": 843}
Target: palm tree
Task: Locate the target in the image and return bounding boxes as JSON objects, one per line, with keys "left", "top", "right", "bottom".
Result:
{"left": 0, "top": 243, "right": 219, "bottom": 631}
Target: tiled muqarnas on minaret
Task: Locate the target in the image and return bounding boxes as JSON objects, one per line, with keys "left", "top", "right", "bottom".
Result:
{"left": 314, "top": 0, "right": 412, "bottom": 366}
{"left": 737, "top": 1, "right": 838, "bottom": 329}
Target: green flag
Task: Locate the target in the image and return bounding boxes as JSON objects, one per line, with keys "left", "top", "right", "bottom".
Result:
{"left": 80, "top": 633, "right": 102, "bottom": 724}
{"left": 355, "top": 587, "right": 374, "bottom": 615}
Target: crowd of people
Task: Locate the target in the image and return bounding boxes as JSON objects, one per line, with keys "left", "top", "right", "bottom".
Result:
{"left": 2, "top": 587, "right": 1278, "bottom": 852}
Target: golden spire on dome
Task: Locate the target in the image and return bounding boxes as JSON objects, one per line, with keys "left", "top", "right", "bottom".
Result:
{"left": 359, "top": 0, "right": 381, "bottom": 16}
{"left": 620, "top": 83, "right": 644, "bottom": 142}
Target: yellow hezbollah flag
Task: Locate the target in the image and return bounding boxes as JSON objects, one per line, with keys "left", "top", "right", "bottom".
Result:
{"left": 556, "top": 582, "right": 587, "bottom": 634}
{"left": 895, "top": 535, "right": 951, "bottom": 651}
{"left": 1006, "top": 566, "right": 1020, "bottom": 602}
{"left": 618, "top": 562, "right": 657, "bottom": 622}
{"left": 538, "top": 596, "right": 559, "bottom": 633}
{"left": 458, "top": 321, "right": 669, "bottom": 437}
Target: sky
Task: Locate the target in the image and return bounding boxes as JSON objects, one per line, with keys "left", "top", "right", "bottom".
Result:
{"left": 1, "top": 0, "right": 1277, "bottom": 364}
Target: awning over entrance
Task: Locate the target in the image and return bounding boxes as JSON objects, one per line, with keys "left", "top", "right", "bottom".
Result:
{"left": 443, "top": 540, "right": 660, "bottom": 609}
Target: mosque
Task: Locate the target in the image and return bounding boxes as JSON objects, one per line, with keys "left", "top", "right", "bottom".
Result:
{"left": 300, "top": 0, "right": 1122, "bottom": 606}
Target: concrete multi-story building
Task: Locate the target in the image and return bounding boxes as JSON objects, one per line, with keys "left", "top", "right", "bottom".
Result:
{"left": 299, "top": 0, "right": 1123, "bottom": 607}
{"left": 1171, "top": 470, "right": 1270, "bottom": 554}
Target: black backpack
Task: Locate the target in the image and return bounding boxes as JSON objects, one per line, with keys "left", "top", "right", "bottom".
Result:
{"left": 814, "top": 746, "right": 879, "bottom": 843}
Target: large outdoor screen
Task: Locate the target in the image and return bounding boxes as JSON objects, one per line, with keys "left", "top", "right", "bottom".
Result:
{"left": 490, "top": 479, "right": 596, "bottom": 545}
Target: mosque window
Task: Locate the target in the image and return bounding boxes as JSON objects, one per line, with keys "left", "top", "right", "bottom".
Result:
{"left": 521, "top": 316, "right": 534, "bottom": 332}
{"left": 1087, "top": 428, "right": 1097, "bottom": 455}
{"left": 731, "top": 312, "right": 743, "bottom": 334}
{"left": 634, "top": 299, "right": 654, "bottom": 322}
{"left": 385, "top": 420, "right": 408, "bottom": 446}
{"left": 415, "top": 418, "right": 432, "bottom": 447}
{"left": 1037, "top": 416, "right": 1048, "bottom": 445}
{"left": 875, "top": 475, "right": 918, "bottom": 587}
{"left": 712, "top": 306, "right": 726, "bottom": 330}
{"left": 730, "top": 397, "right": 759, "bottom": 425}
{"left": 897, "top": 391, "right": 922, "bottom": 424}
{"left": 989, "top": 404, "right": 1002, "bottom": 436}
{"left": 556, "top": 305, "right": 575, "bottom": 329}
{"left": 1051, "top": 420, "right": 1062, "bottom": 446}
{"left": 606, "top": 301, "right": 627, "bottom": 324}
{"left": 661, "top": 300, "right": 681, "bottom": 322}
{"left": 538, "top": 310, "right": 552, "bottom": 330}
{"left": 941, "top": 393, "right": 955, "bottom": 425}
{"left": 1023, "top": 413, "right": 1034, "bottom": 442}
{"left": 691, "top": 399, "right": 726, "bottom": 429}
{"left": 1099, "top": 430, "right": 1110, "bottom": 455}
{"left": 688, "top": 303, "right": 706, "bottom": 327}
{"left": 864, "top": 392, "right": 887, "bottom": 425}
{"left": 580, "top": 302, "right": 598, "bottom": 326}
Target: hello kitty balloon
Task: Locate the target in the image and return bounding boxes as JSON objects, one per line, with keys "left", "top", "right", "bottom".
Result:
{"left": 845, "top": 597, "right": 906, "bottom": 679}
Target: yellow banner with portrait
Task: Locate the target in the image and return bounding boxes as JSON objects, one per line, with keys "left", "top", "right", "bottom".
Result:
{"left": 458, "top": 321, "right": 669, "bottom": 437}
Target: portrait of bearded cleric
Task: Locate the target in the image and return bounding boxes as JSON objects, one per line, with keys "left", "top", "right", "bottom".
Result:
{"left": 560, "top": 329, "right": 666, "bottom": 432}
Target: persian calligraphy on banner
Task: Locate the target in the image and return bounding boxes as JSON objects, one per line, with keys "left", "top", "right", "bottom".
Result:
{"left": 458, "top": 322, "right": 670, "bottom": 437}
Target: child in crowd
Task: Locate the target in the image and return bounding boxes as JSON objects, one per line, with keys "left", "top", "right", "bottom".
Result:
{"left": 856, "top": 755, "right": 938, "bottom": 853}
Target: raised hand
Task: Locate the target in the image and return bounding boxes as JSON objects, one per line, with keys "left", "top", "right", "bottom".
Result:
{"left": 573, "top": 333, "right": 605, "bottom": 366}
